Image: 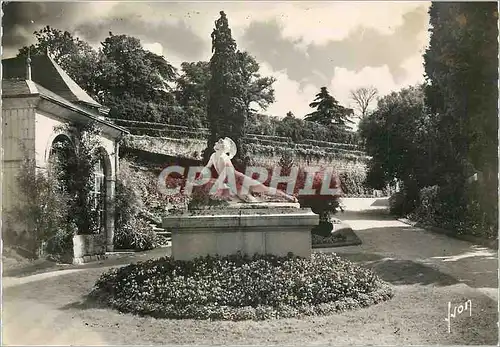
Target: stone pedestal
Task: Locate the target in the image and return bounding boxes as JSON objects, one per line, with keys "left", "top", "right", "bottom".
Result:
{"left": 163, "top": 203, "right": 318, "bottom": 261}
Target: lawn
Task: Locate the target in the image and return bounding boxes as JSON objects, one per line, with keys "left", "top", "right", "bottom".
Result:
{"left": 3, "top": 251, "right": 497, "bottom": 345}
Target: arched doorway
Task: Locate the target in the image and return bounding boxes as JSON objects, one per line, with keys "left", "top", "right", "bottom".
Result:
{"left": 48, "top": 134, "right": 73, "bottom": 169}
{"left": 46, "top": 132, "right": 116, "bottom": 253}
{"left": 47, "top": 134, "right": 74, "bottom": 193}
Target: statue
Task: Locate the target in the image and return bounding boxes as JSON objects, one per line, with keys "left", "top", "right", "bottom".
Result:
{"left": 200, "top": 137, "right": 298, "bottom": 203}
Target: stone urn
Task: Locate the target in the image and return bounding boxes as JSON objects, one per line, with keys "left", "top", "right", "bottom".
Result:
{"left": 297, "top": 195, "right": 342, "bottom": 237}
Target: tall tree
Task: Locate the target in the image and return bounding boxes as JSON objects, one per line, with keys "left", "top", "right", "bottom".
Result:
{"left": 98, "top": 33, "right": 177, "bottom": 106}
{"left": 205, "top": 11, "right": 247, "bottom": 167}
{"left": 305, "top": 87, "right": 354, "bottom": 128}
{"left": 17, "top": 28, "right": 179, "bottom": 123}
{"left": 176, "top": 54, "right": 276, "bottom": 130}
{"left": 175, "top": 61, "right": 211, "bottom": 127}
{"left": 358, "top": 85, "right": 437, "bottom": 209}
{"left": 247, "top": 113, "right": 278, "bottom": 135}
{"left": 236, "top": 51, "right": 276, "bottom": 116}
{"left": 423, "top": 2, "right": 498, "bottom": 236}
{"left": 96, "top": 33, "right": 179, "bottom": 122}
{"left": 305, "top": 87, "right": 355, "bottom": 143}
{"left": 350, "top": 86, "right": 378, "bottom": 118}
{"left": 176, "top": 61, "right": 211, "bottom": 108}
{"left": 276, "top": 111, "right": 305, "bottom": 142}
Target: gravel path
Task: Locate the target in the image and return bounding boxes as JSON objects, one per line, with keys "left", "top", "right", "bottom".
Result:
{"left": 2, "top": 198, "right": 498, "bottom": 345}
{"left": 334, "top": 198, "right": 498, "bottom": 301}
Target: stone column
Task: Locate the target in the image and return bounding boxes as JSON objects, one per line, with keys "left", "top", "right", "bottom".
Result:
{"left": 105, "top": 178, "right": 115, "bottom": 252}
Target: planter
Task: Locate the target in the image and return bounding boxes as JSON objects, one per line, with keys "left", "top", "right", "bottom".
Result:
{"left": 298, "top": 195, "right": 342, "bottom": 224}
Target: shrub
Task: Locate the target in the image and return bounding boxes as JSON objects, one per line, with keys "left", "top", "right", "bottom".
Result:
{"left": 89, "top": 252, "right": 393, "bottom": 321}
{"left": 339, "top": 169, "right": 370, "bottom": 197}
{"left": 388, "top": 191, "right": 406, "bottom": 216}
{"left": 115, "top": 160, "right": 144, "bottom": 231}
{"left": 187, "top": 183, "right": 230, "bottom": 210}
{"left": 114, "top": 217, "right": 158, "bottom": 251}
{"left": 45, "top": 223, "right": 77, "bottom": 262}
{"left": 412, "top": 185, "right": 440, "bottom": 226}
{"left": 411, "top": 183, "right": 498, "bottom": 240}
{"left": 463, "top": 182, "right": 498, "bottom": 239}
{"left": 311, "top": 233, "right": 347, "bottom": 245}
{"left": 114, "top": 159, "right": 160, "bottom": 251}
{"left": 7, "top": 156, "right": 71, "bottom": 258}
{"left": 278, "top": 149, "right": 295, "bottom": 175}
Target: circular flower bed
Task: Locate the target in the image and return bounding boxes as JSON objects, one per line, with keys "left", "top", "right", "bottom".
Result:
{"left": 311, "top": 233, "right": 346, "bottom": 245}
{"left": 89, "top": 253, "right": 393, "bottom": 321}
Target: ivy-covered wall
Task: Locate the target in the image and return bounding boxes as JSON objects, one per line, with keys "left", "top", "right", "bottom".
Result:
{"left": 122, "top": 134, "right": 369, "bottom": 169}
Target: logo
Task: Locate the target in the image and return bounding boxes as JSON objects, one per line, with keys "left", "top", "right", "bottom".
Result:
{"left": 157, "top": 165, "right": 342, "bottom": 198}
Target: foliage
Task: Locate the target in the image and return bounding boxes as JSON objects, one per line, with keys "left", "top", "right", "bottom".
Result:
{"left": 175, "top": 54, "right": 275, "bottom": 132}
{"left": 411, "top": 183, "right": 497, "bottom": 240}
{"left": 412, "top": 185, "right": 440, "bottom": 225}
{"left": 245, "top": 112, "right": 360, "bottom": 145}
{"left": 350, "top": 86, "right": 378, "bottom": 118}
{"left": 423, "top": 2, "right": 498, "bottom": 238}
{"left": 17, "top": 26, "right": 101, "bottom": 98}
{"left": 305, "top": 87, "right": 355, "bottom": 131}
{"left": 358, "top": 85, "right": 433, "bottom": 206}
{"left": 114, "top": 158, "right": 174, "bottom": 250}
{"left": 246, "top": 113, "right": 278, "bottom": 135}
{"left": 7, "top": 155, "right": 71, "bottom": 257}
{"left": 45, "top": 223, "right": 77, "bottom": 262}
{"left": 388, "top": 192, "right": 407, "bottom": 216}
{"left": 18, "top": 27, "right": 179, "bottom": 122}
{"left": 175, "top": 61, "right": 211, "bottom": 126}
{"left": 236, "top": 51, "right": 276, "bottom": 115}
{"left": 462, "top": 182, "right": 498, "bottom": 239}
{"left": 115, "top": 118, "right": 364, "bottom": 155}
{"left": 278, "top": 149, "right": 295, "bottom": 176}
{"left": 114, "top": 160, "right": 144, "bottom": 233}
{"left": 338, "top": 170, "right": 370, "bottom": 197}
{"left": 373, "top": 3, "right": 499, "bottom": 240}
{"left": 424, "top": 3, "right": 498, "bottom": 182}
{"left": 54, "top": 122, "right": 103, "bottom": 235}
{"left": 97, "top": 33, "right": 177, "bottom": 104}
{"left": 113, "top": 216, "right": 158, "bottom": 251}
{"left": 97, "top": 33, "right": 178, "bottom": 119}
{"left": 89, "top": 252, "right": 393, "bottom": 321}
{"left": 311, "top": 233, "right": 347, "bottom": 245}
{"left": 187, "top": 184, "right": 231, "bottom": 210}
{"left": 277, "top": 111, "right": 305, "bottom": 142}
{"left": 18, "top": 26, "right": 361, "bottom": 146}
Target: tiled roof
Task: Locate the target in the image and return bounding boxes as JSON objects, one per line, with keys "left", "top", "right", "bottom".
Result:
{"left": 34, "top": 82, "right": 129, "bottom": 133}
{"left": 46, "top": 54, "right": 101, "bottom": 108}
{"left": 2, "top": 78, "right": 128, "bottom": 134}
{"left": 2, "top": 80, "right": 33, "bottom": 96}
{"left": 35, "top": 82, "right": 101, "bottom": 117}
{"left": 2, "top": 54, "right": 101, "bottom": 108}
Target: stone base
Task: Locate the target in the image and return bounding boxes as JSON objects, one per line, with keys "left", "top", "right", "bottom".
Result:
{"left": 163, "top": 204, "right": 318, "bottom": 261}
{"left": 72, "top": 234, "right": 107, "bottom": 265}
{"left": 72, "top": 254, "right": 108, "bottom": 265}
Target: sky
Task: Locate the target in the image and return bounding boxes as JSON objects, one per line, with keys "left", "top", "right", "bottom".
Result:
{"left": 2, "top": 1, "right": 431, "bottom": 123}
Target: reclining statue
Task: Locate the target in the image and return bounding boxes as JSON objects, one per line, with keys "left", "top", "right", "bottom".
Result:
{"left": 200, "top": 137, "right": 297, "bottom": 203}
